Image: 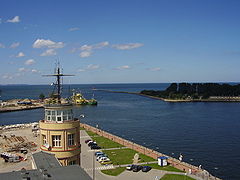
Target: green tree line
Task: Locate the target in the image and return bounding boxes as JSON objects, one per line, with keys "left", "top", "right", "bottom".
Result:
{"left": 140, "top": 83, "right": 240, "bottom": 100}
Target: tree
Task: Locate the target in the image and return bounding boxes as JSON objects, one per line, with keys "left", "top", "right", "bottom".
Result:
{"left": 39, "top": 93, "right": 45, "bottom": 101}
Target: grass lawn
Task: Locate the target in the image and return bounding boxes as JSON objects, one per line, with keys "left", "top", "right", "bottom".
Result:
{"left": 86, "top": 130, "right": 98, "bottom": 137}
{"left": 160, "top": 174, "right": 195, "bottom": 180}
{"left": 91, "top": 136, "right": 124, "bottom": 149}
{"left": 80, "top": 127, "right": 85, "bottom": 130}
{"left": 141, "top": 163, "right": 183, "bottom": 172}
{"left": 101, "top": 167, "right": 125, "bottom": 176}
{"left": 103, "top": 148, "right": 155, "bottom": 165}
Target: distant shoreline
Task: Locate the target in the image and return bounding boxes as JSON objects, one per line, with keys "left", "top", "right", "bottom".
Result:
{"left": 93, "top": 89, "right": 240, "bottom": 102}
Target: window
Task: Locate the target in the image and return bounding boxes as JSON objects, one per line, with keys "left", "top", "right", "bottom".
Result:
{"left": 57, "top": 116, "right": 62, "bottom": 122}
{"left": 68, "top": 160, "right": 76, "bottom": 165}
{"left": 47, "top": 110, "right": 51, "bottom": 115}
{"left": 68, "top": 134, "right": 75, "bottom": 146}
{"left": 52, "top": 135, "right": 61, "bottom": 147}
{"left": 42, "top": 135, "right": 47, "bottom": 145}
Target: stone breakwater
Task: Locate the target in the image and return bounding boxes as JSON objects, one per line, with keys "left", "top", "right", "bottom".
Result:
{"left": 80, "top": 123, "right": 221, "bottom": 180}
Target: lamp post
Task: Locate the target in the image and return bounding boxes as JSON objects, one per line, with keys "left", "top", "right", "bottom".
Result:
{"left": 79, "top": 114, "right": 85, "bottom": 167}
{"left": 93, "top": 150, "right": 95, "bottom": 180}
{"left": 131, "top": 138, "right": 134, "bottom": 149}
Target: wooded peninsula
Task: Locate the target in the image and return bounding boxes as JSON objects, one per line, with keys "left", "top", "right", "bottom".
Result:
{"left": 140, "top": 83, "right": 240, "bottom": 102}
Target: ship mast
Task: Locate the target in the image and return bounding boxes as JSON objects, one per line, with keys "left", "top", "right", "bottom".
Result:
{"left": 43, "top": 63, "right": 74, "bottom": 104}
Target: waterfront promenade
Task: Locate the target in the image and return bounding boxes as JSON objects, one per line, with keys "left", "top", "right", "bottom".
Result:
{"left": 81, "top": 123, "right": 221, "bottom": 180}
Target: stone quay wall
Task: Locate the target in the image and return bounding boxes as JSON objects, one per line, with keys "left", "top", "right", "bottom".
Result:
{"left": 80, "top": 123, "right": 221, "bottom": 180}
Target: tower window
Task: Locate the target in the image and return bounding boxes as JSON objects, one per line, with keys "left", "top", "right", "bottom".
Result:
{"left": 68, "top": 160, "right": 76, "bottom": 165}
{"left": 52, "top": 135, "right": 61, "bottom": 147}
{"left": 42, "top": 134, "right": 47, "bottom": 145}
{"left": 68, "top": 134, "right": 75, "bottom": 146}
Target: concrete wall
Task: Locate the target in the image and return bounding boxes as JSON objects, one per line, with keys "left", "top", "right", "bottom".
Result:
{"left": 81, "top": 123, "right": 221, "bottom": 180}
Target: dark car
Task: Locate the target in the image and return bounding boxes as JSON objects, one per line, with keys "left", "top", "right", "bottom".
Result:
{"left": 142, "top": 166, "right": 152, "bottom": 172}
{"left": 85, "top": 139, "right": 91, "bottom": 144}
{"left": 132, "top": 165, "right": 142, "bottom": 172}
{"left": 91, "top": 145, "right": 101, "bottom": 149}
{"left": 88, "top": 142, "right": 97, "bottom": 147}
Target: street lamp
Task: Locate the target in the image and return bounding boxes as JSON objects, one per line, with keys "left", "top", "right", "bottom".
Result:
{"left": 79, "top": 114, "right": 85, "bottom": 167}
{"left": 93, "top": 150, "right": 95, "bottom": 180}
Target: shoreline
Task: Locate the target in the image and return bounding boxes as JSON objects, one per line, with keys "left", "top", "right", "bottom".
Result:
{"left": 94, "top": 89, "right": 240, "bottom": 102}
{"left": 0, "top": 105, "right": 44, "bottom": 113}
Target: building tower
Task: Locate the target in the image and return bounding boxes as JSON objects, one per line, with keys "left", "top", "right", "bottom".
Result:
{"left": 39, "top": 65, "right": 81, "bottom": 166}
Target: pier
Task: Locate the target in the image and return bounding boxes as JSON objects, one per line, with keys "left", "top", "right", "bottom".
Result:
{"left": 0, "top": 104, "right": 43, "bottom": 113}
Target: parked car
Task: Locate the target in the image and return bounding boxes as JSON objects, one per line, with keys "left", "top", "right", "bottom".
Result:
{"left": 142, "top": 166, "right": 152, "bottom": 172}
{"left": 126, "top": 164, "right": 134, "bottom": 171}
{"left": 85, "top": 139, "right": 91, "bottom": 144}
{"left": 96, "top": 154, "right": 108, "bottom": 161}
{"left": 132, "top": 165, "right": 142, "bottom": 172}
{"left": 91, "top": 145, "right": 101, "bottom": 149}
{"left": 98, "top": 157, "right": 110, "bottom": 162}
{"left": 96, "top": 153, "right": 107, "bottom": 158}
{"left": 100, "top": 160, "right": 112, "bottom": 165}
{"left": 88, "top": 141, "right": 97, "bottom": 147}
{"left": 95, "top": 151, "right": 104, "bottom": 156}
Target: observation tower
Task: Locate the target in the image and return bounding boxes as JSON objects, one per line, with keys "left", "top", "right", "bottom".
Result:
{"left": 39, "top": 65, "right": 81, "bottom": 166}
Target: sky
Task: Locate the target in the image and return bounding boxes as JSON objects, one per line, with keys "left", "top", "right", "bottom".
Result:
{"left": 0, "top": 0, "right": 240, "bottom": 84}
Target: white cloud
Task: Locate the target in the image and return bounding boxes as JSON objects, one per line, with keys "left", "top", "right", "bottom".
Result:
{"left": 80, "top": 51, "right": 92, "bottom": 58}
{"left": 78, "top": 69, "right": 85, "bottom": 72}
{"left": 115, "top": 65, "right": 131, "bottom": 70}
{"left": 112, "top": 43, "right": 143, "bottom": 50}
{"left": 2, "top": 74, "right": 13, "bottom": 79}
{"left": 10, "top": 42, "right": 20, "bottom": 48}
{"left": 31, "top": 69, "right": 39, "bottom": 73}
{"left": 69, "top": 27, "right": 80, "bottom": 31}
{"left": 7, "top": 16, "right": 20, "bottom": 23}
{"left": 0, "top": 18, "right": 2, "bottom": 24}
{"left": 16, "top": 52, "right": 25, "bottom": 57}
{"left": 79, "top": 41, "right": 109, "bottom": 51}
{"left": 40, "top": 49, "right": 56, "bottom": 56}
{"left": 78, "top": 64, "right": 100, "bottom": 72}
{"left": 24, "top": 59, "right": 35, "bottom": 65}
{"left": 86, "top": 64, "right": 100, "bottom": 70}
{"left": 33, "top": 39, "right": 64, "bottom": 49}
{"left": 18, "top": 67, "right": 27, "bottom": 72}
{"left": 94, "top": 41, "right": 109, "bottom": 49}
{"left": 149, "top": 67, "right": 161, "bottom": 71}
{"left": 80, "top": 45, "right": 93, "bottom": 51}
{"left": 0, "top": 43, "right": 5, "bottom": 48}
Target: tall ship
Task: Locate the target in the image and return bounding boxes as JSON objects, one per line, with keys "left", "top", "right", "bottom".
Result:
{"left": 39, "top": 64, "right": 81, "bottom": 166}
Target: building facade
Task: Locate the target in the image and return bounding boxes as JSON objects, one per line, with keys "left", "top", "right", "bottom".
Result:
{"left": 39, "top": 104, "right": 81, "bottom": 166}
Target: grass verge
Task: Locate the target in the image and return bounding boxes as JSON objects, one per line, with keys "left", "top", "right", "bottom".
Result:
{"left": 141, "top": 163, "right": 184, "bottom": 172}
{"left": 86, "top": 130, "right": 98, "bottom": 137}
{"left": 91, "top": 136, "right": 124, "bottom": 149}
{"left": 101, "top": 167, "right": 125, "bottom": 176}
{"left": 103, "top": 148, "right": 155, "bottom": 165}
{"left": 160, "top": 174, "right": 195, "bottom": 180}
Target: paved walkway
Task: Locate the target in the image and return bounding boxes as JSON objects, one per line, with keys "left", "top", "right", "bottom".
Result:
{"left": 80, "top": 130, "right": 202, "bottom": 180}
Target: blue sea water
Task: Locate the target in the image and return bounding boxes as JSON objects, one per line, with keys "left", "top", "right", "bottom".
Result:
{"left": 0, "top": 83, "right": 240, "bottom": 180}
